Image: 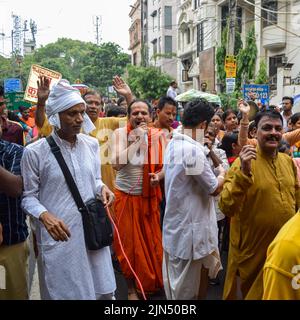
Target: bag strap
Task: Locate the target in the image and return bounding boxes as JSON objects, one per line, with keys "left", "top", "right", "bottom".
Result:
{"left": 46, "top": 136, "right": 86, "bottom": 213}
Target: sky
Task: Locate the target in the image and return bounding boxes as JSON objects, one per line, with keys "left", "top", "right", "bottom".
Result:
{"left": 0, "top": 0, "right": 134, "bottom": 56}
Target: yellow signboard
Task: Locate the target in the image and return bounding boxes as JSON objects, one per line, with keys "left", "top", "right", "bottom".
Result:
{"left": 24, "top": 64, "right": 62, "bottom": 104}
{"left": 225, "top": 55, "right": 237, "bottom": 78}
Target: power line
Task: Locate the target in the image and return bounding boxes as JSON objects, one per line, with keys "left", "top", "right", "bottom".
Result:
{"left": 244, "top": 0, "right": 299, "bottom": 15}
{"left": 243, "top": 4, "right": 300, "bottom": 38}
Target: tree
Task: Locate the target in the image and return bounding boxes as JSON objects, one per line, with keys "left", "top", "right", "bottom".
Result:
{"left": 0, "top": 39, "right": 130, "bottom": 95}
{"left": 216, "top": 28, "right": 228, "bottom": 91}
{"left": 255, "top": 60, "right": 268, "bottom": 84}
{"left": 0, "top": 56, "right": 13, "bottom": 83}
{"left": 126, "top": 65, "right": 172, "bottom": 100}
{"left": 236, "top": 26, "right": 257, "bottom": 88}
{"left": 216, "top": 23, "right": 243, "bottom": 92}
{"left": 82, "top": 42, "right": 130, "bottom": 95}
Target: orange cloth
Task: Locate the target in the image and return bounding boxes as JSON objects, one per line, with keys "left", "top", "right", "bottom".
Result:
{"left": 113, "top": 123, "right": 163, "bottom": 293}
{"left": 113, "top": 190, "right": 163, "bottom": 293}
{"left": 20, "top": 116, "right": 35, "bottom": 129}
{"left": 217, "top": 130, "right": 225, "bottom": 142}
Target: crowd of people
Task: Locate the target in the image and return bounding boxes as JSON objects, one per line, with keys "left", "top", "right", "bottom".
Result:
{"left": 0, "top": 76, "right": 299, "bottom": 300}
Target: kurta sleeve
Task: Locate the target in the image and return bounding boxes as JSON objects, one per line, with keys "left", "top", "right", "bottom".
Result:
{"left": 21, "top": 148, "right": 48, "bottom": 219}
{"left": 111, "top": 117, "right": 127, "bottom": 131}
{"left": 263, "top": 240, "right": 300, "bottom": 300}
{"left": 37, "top": 115, "right": 53, "bottom": 137}
{"left": 213, "top": 148, "right": 229, "bottom": 174}
{"left": 283, "top": 128, "right": 300, "bottom": 146}
{"left": 219, "top": 158, "right": 254, "bottom": 217}
{"left": 263, "top": 267, "right": 300, "bottom": 300}
{"left": 183, "top": 147, "right": 218, "bottom": 195}
{"left": 94, "top": 141, "right": 105, "bottom": 194}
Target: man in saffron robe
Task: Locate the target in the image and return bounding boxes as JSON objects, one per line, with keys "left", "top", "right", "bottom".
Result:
{"left": 111, "top": 99, "right": 164, "bottom": 299}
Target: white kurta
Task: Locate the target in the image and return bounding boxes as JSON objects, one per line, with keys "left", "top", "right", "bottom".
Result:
{"left": 21, "top": 132, "right": 116, "bottom": 300}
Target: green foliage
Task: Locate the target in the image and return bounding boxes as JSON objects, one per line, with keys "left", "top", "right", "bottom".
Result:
{"left": 219, "top": 91, "right": 242, "bottom": 111}
{"left": 236, "top": 26, "right": 257, "bottom": 87}
{"left": 255, "top": 60, "right": 268, "bottom": 84}
{"left": 126, "top": 65, "right": 172, "bottom": 100}
{"left": 0, "top": 38, "right": 130, "bottom": 95}
{"left": 216, "top": 23, "right": 243, "bottom": 93}
{"left": 216, "top": 28, "right": 228, "bottom": 89}
{"left": 81, "top": 42, "right": 130, "bottom": 94}
{"left": 216, "top": 22, "right": 258, "bottom": 95}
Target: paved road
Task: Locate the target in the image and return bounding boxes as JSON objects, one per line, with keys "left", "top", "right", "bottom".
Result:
{"left": 28, "top": 240, "right": 227, "bottom": 300}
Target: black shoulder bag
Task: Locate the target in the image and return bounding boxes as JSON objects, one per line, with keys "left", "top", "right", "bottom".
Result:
{"left": 46, "top": 136, "right": 113, "bottom": 250}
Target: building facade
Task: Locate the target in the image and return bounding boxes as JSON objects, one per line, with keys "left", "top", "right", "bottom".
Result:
{"left": 130, "top": 0, "right": 300, "bottom": 100}
{"left": 252, "top": 0, "right": 300, "bottom": 103}
{"left": 129, "top": 0, "right": 142, "bottom": 66}
{"left": 143, "top": 0, "right": 178, "bottom": 79}
{"left": 177, "top": 0, "right": 219, "bottom": 92}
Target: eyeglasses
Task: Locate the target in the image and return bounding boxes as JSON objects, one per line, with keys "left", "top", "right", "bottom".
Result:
{"left": 0, "top": 101, "right": 6, "bottom": 106}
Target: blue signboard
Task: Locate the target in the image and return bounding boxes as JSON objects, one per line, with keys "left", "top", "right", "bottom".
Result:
{"left": 243, "top": 84, "right": 269, "bottom": 105}
{"left": 4, "top": 78, "right": 22, "bottom": 93}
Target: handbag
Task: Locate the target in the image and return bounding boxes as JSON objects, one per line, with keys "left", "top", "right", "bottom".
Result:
{"left": 46, "top": 136, "right": 113, "bottom": 250}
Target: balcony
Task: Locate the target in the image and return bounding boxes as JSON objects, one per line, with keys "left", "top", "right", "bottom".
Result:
{"left": 262, "top": 25, "right": 286, "bottom": 50}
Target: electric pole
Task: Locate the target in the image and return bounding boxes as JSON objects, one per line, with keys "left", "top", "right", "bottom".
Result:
{"left": 30, "top": 19, "right": 37, "bottom": 47}
{"left": 225, "top": 0, "right": 238, "bottom": 94}
{"left": 94, "top": 15, "right": 102, "bottom": 45}
{"left": 227, "top": 0, "right": 237, "bottom": 56}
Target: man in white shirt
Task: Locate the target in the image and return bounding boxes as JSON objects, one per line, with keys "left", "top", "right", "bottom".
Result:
{"left": 163, "top": 98, "right": 225, "bottom": 300}
{"left": 21, "top": 80, "right": 116, "bottom": 300}
{"left": 166, "top": 81, "right": 178, "bottom": 100}
{"left": 281, "top": 96, "right": 294, "bottom": 132}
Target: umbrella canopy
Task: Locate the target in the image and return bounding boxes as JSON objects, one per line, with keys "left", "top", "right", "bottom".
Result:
{"left": 175, "top": 89, "right": 221, "bottom": 105}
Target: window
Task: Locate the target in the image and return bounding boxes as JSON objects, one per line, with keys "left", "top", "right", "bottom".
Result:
{"left": 158, "top": 8, "right": 161, "bottom": 31}
{"left": 165, "top": 36, "right": 172, "bottom": 54}
{"left": 165, "top": 6, "right": 172, "bottom": 30}
{"left": 194, "top": 0, "right": 201, "bottom": 10}
{"left": 181, "top": 58, "right": 193, "bottom": 82}
{"left": 152, "top": 39, "right": 158, "bottom": 56}
{"left": 197, "top": 22, "right": 204, "bottom": 55}
{"left": 262, "top": 0, "right": 278, "bottom": 28}
{"left": 133, "top": 53, "right": 137, "bottom": 66}
{"left": 187, "top": 28, "right": 191, "bottom": 44}
{"left": 159, "top": 37, "right": 162, "bottom": 53}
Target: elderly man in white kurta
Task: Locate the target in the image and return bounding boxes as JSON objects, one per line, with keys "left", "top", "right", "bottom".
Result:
{"left": 163, "top": 99, "right": 225, "bottom": 300}
{"left": 21, "top": 79, "right": 116, "bottom": 300}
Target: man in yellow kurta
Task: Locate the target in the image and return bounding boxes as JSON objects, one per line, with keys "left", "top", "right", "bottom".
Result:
{"left": 219, "top": 110, "right": 300, "bottom": 300}
{"left": 82, "top": 90, "right": 127, "bottom": 193}
{"left": 35, "top": 79, "right": 128, "bottom": 194}
{"left": 263, "top": 211, "right": 300, "bottom": 300}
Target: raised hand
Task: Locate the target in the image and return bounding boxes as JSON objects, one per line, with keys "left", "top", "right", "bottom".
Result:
{"left": 204, "top": 137, "right": 213, "bottom": 150}
{"left": 239, "top": 145, "right": 257, "bottom": 176}
{"left": 37, "top": 76, "right": 50, "bottom": 105}
{"left": 238, "top": 99, "right": 250, "bottom": 115}
{"left": 112, "top": 75, "right": 132, "bottom": 98}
